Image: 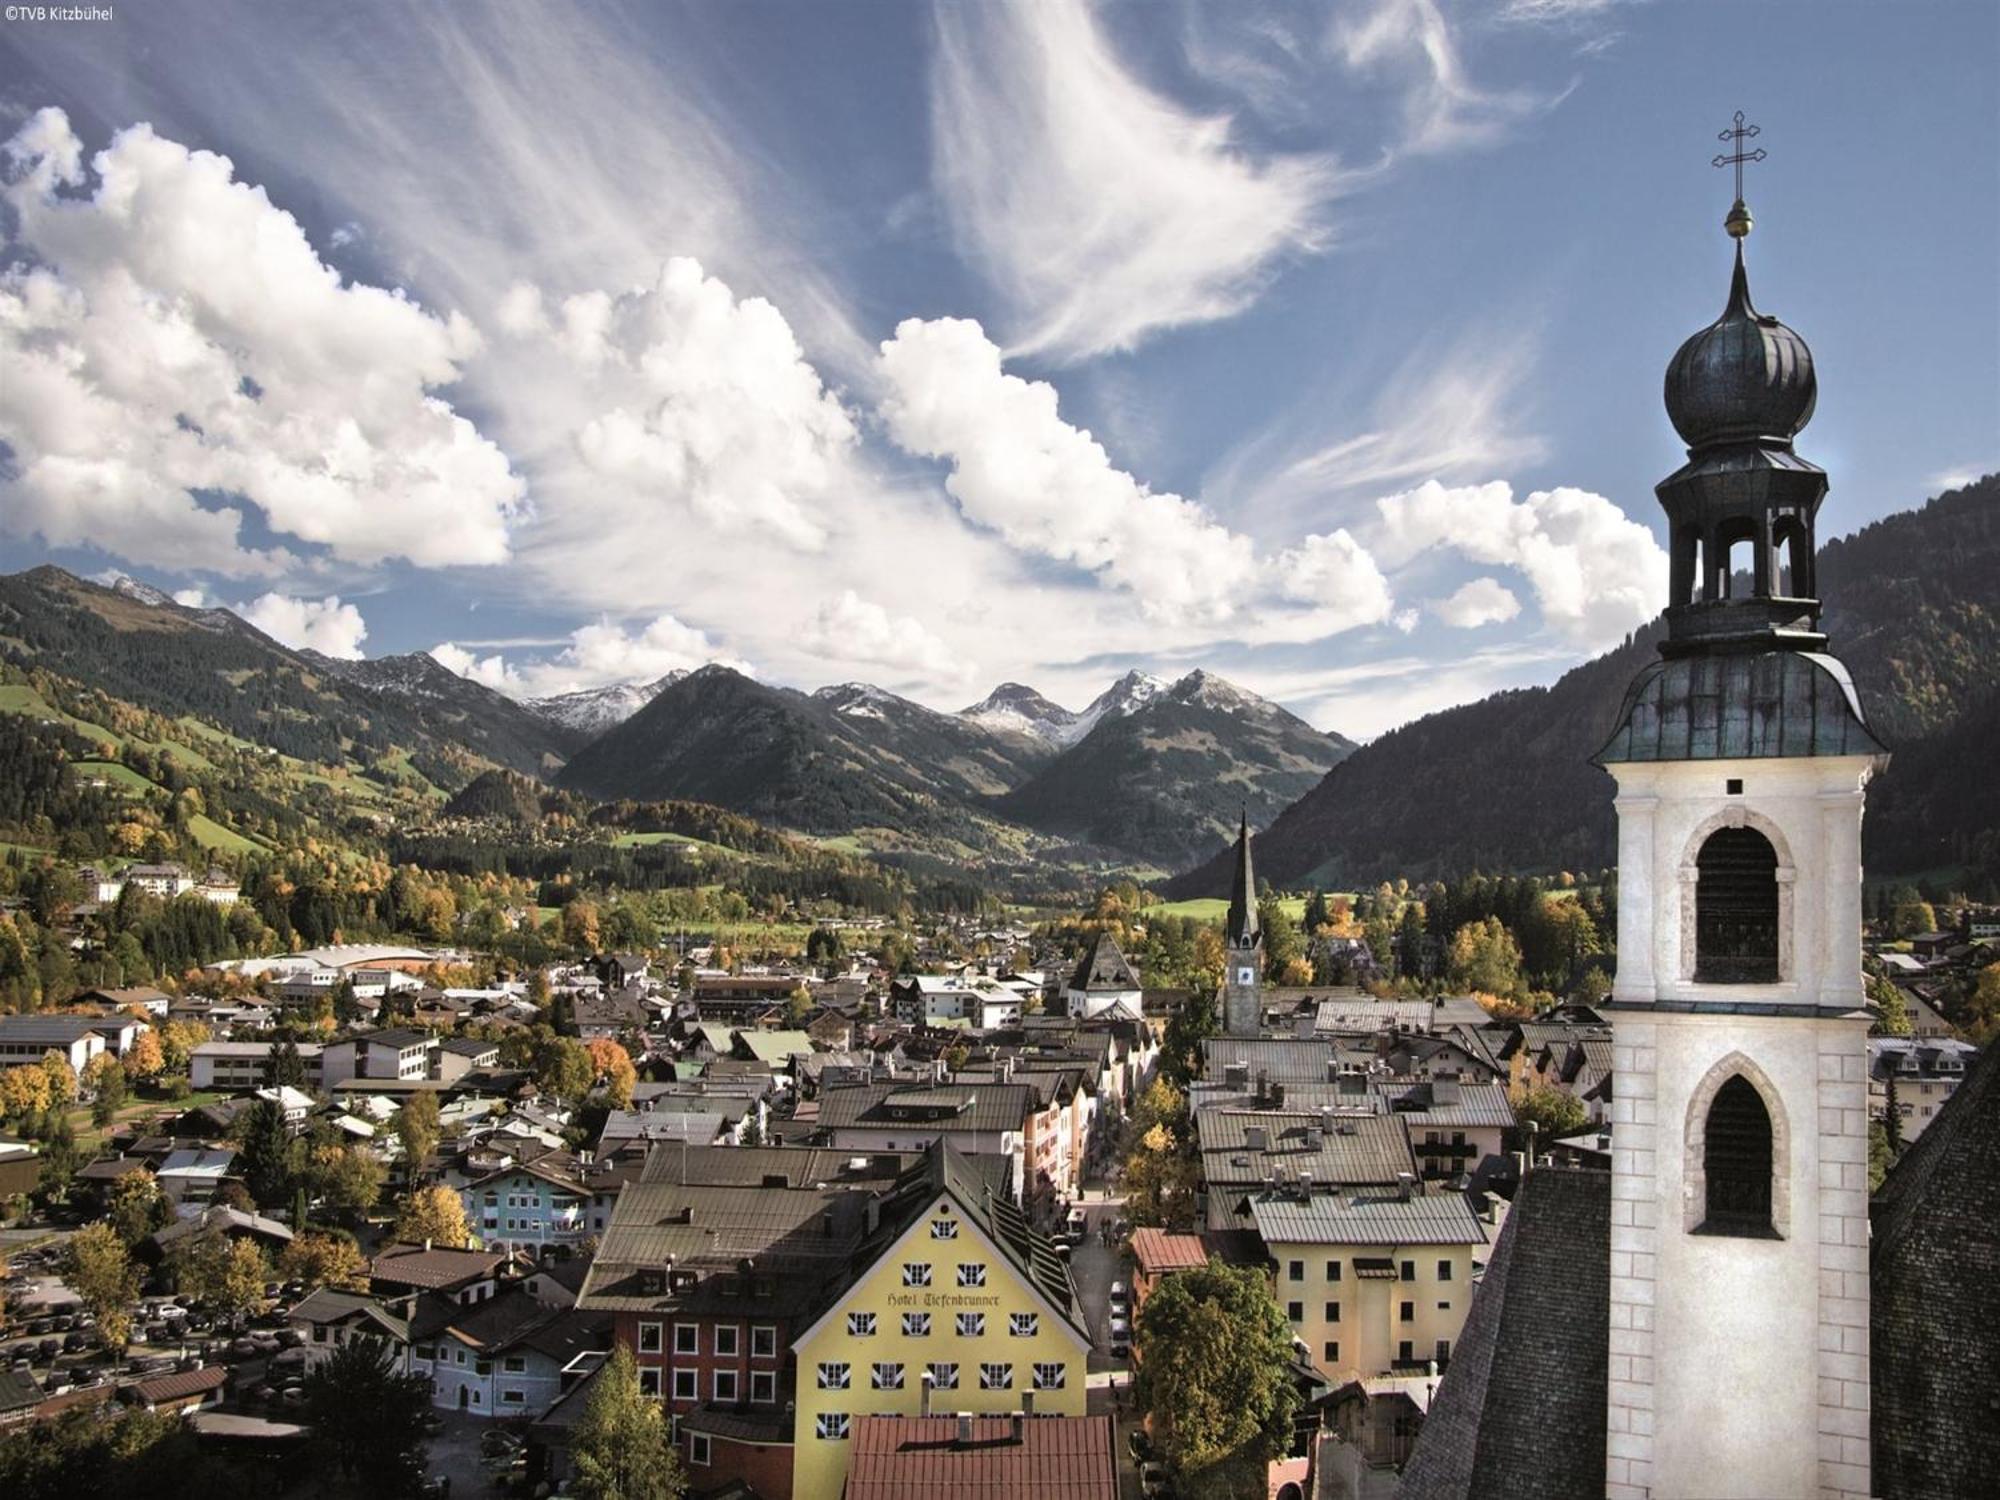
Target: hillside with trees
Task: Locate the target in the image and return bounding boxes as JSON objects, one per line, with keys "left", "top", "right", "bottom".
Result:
{"left": 1171, "top": 478, "right": 2000, "bottom": 899}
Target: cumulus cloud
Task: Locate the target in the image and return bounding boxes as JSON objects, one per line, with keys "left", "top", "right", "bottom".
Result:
{"left": 237, "top": 593, "right": 369, "bottom": 659}
{"left": 1374, "top": 479, "right": 1666, "bottom": 643}
{"left": 1430, "top": 575, "right": 1522, "bottom": 628}
{"left": 491, "top": 258, "right": 857, "bottom": 552}
{"left": 432, "top": 612, "right": 734, "bottom": 698}
{"left": 0, "top": 108, "right": 524, "bottom": 577}
{"left": 876, "top": 316, "right": 1259, "bottom": 621}
{"left": 801, "top": 591, "right": 966, "bottom": 683}
{"left": 171, "top": 588, "right": 211, "bottom": 609}
{"left": 1258, "top": 529, "right": 1399, "bottom": 642}
{"left": 930, "top": 0, "right": 1337, "bottom": 361}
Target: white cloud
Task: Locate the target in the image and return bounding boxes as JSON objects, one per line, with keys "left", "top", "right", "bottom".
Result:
{"left": 1430, "top": 575, "right": 1522, "bottom": 628}
{"left": 1331, "top": 0, "right": 1548, "bottom": 156}
{"left": 876, "top": 316, "right": 1259, "bottom": 621}
{"left": 801, "top": 592, "right": 967, "bottom": 684}
{"left": 929, "top": 0, "right": 1338, "bottom": 361}
{"left": 0, "top": 108, "right": 525, "bottom": 577}
{"left": 237, "top": 592, "right": 369, "bottom": 659}
{"left": 1259, "top": 529, "right": 1399, "bottom": 642}
{"left": 492, "top": 258, "right": 858, "bottom": 553}
{"left": 1374, "top": 479, "right": 1666, "bottom": 643}
{"left": 431, "top": 611, "right": 734, "bottom": 699}
{"left": 171, "top": 587, "right": 211, "bottom": 608}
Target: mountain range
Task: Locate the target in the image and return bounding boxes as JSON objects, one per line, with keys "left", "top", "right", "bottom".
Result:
{"left": 1169, "top": 477, "right": 2000, "bottom": 897}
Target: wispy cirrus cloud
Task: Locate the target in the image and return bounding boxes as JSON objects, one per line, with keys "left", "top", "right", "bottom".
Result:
{"left": 928, "top": 0, "right": 1342, "bottom": 363}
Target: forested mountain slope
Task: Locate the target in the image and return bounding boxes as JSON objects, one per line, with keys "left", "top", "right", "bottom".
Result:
{"left": 1169, "top": 478, "right": 2000, "bottom": 896}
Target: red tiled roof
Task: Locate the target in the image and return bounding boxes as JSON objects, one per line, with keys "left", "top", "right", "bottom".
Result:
{"left": 1129, "top": 1228, "right": 1209, "bottom": 1275}
{"left": 844, "top": 1414, "right": 1117, "bottom": 1500}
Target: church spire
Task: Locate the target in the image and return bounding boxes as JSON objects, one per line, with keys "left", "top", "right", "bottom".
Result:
{"left": 1225, "top": 810, "right": 1259, "bottom": 947}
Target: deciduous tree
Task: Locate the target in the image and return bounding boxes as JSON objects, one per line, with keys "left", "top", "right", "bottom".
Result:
{"left": 279, "top": 1231, "right": 369, "bottom": 1292}
{"left": 570, "top": 1346, "right": 685, "bottom": 1500}
{"left": 303, "top": 1336, "right": 433, "bottom": 1494}
{"left": 1134, "top": 1261, "right": 1300, "bottom": 1497}
{"left": 393, "top": 1183, "right": 471, "bottom": 1249}
{"left": 64, "top": 1221, "right": 140, "bottom": 1349}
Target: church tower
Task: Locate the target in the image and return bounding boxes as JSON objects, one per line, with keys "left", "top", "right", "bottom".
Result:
{"left": 1222, "top": 812, "right": 1263, "bottom": 1037}
{"left": 1595, "top": 130, "right": 1885, "bottom": 1500}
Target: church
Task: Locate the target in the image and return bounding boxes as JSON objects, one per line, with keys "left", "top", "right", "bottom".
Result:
{"left": 1396, "top": 152, "right": 1998, "bottom": 1499}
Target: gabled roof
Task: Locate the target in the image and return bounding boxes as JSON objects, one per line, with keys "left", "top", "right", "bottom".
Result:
{"left": 1248, "top": 1187, "right": 1487, "bottom": 1247}
{"left": 1066, "top": 931, "right": 1140, "bottom": 994}
{"left": 289, "top": 1288, "right": 412, "bottom": 1342}
{"left": 370, "top": 1243, "right": 505, "bottom": 1290}
{"left": 1397, "top": 1167, "right": 1609, "bottom": 1500}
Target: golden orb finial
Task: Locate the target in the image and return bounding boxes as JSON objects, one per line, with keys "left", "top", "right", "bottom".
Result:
{"left": 1724, "top": 197, "right": 1753, "bottom": 239}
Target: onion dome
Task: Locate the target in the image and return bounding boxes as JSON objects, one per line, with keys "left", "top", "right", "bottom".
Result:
{"left": 1664, "top": 246, "right": 1816, "bottom": 450}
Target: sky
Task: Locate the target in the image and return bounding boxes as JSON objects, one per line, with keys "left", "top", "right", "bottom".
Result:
{"left": 0, "top": 0, "right": 1993, "bottom": 740}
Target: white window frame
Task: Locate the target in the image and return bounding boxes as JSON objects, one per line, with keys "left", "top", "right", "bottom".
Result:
{"left": 751, "top": 1324, "right": 778, "bottom": 1359}
{"left": 713, "top": 1369, "right": 739, "bottom": 1403}
{"left": 847, "top": 1311, "right": 877, "bottom": 1337}
{"left": 750, "top": 1369, "right": 776, "bottom": 1404}
{"left": 979, "top": 1362, "right": 1013, "bottom": 1391}
{"left": 689, "top": 1433, "right": 712, "bottom": 1467}
{"left": 871, "top": 1362, "right": 905, "bottom": 1391}
{"left": 956, "top": 1312, "right": 985, "bottom": 1338}
{"left": 902, "top": 1312, "right": 931, "bottom": 1338}
{"left": 928, "top": 1361, "right": 959, "bottom": 1390}
{"left": 1009, "top": 1312, "right": 1038, "bottom": 1338}
{"left": 817, "top": 1362, "right": 851, "bottom": 1391}
{"left": 957, "top": 1263, "right": 987, "bottom": 1288}
{"left": 713, "top": 1324, "right": 740, "bottom": 1358}
{"left": 638, "top": 1367, "right": 663, "bottom": 1399}
{"left": 816, "top": 1412, "right": 851, "bottom": 1441}
{"left": 930, "top": 1218, "right": 958, "bottom": 1239}
{"left": 672, "top": 1369, "right": 697, "bottom": 1401}
{"left": 902, "top": 1262, "right": 933, "bottom": 1287}
{"left": 673, "top": 1323, "right": 700, "bottom": 1355}
{"left": 637, "top": 1322, "right": 663, "bottom": 1353}
{"left": 1032, "top": 1362, "right": 1066, "bottom": 1390}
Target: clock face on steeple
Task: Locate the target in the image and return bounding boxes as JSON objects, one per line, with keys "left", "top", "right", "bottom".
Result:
{"left": 1236, "top": 967, "right": 1255, "bottom": 985}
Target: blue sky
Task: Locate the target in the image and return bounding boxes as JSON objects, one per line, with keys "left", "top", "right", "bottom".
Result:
{"left": 0, "top": 0, "right": 1993, "bottom": 738}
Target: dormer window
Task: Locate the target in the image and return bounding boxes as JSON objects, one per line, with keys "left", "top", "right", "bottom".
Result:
{"left": 1694, "top": 827, "right": 1780, "bottom": 983}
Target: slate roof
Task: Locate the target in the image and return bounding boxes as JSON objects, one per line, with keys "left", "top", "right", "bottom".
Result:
{"left": 1067, "top": 931, "right": 1140, "bottom": 993}
{"left": 370, "top": 1244, "right": 505, "bottom": 1290}
{"left": 1397, "top": 1166, "right": 1610, "bottom": 1500}
{"left": 1872, "top": 1037, "right": 2000, "bottom": 1499}
{"left": 844, "top": 1414, "right": 1118, "bottom": 1499}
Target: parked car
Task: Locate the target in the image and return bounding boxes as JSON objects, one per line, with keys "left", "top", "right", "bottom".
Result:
{"left": 1139, "top": 1460, "right": 1171, "bottom": 1496}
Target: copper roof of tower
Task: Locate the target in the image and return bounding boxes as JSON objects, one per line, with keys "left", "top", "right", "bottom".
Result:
{"left": 1595, "top": 649, "right": 1885, "bottom": 764}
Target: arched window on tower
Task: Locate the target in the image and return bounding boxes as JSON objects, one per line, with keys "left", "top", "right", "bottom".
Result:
{"left": 1698, "top": 1075, "right": 1776, "bottom": 1237}
{"left": 1694, "top": 826, "right": 1780, "bottom": 982}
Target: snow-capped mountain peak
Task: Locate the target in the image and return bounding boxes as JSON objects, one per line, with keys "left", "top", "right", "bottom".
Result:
{"left": 958, "top": 682, "right": 1080, "bottom": 746}
{"left": 526, "top": 671, "right": 685, "bottom": 734}
{"left": 813, "top": 682, "right": 902, "bottom": 721}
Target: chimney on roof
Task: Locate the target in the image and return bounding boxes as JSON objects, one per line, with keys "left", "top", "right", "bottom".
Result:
{"left": 957, "top": 1412, "right": 974, "bottom": 1445}
{"left": 1397, "top": 1171, "right": 1415, "bottom": 1202}
{"left": 1022, "top": 1391, "right": 1034, "bottom": 1417}
{"left": 1225, "top": 1062, "right": 1250, "bottom": 1090}
{"left": 424, "top": 1238, "right": 432, "bottom": 1253}
{"left": 1011, "top": 1410, "right": 1023, "bottom": 1443}
{"left": 1245, "top": 1126, "right": 1267, "bottom": 1152}
{"left": 920, "top": 1369, "right": 934, "bottom": 1417}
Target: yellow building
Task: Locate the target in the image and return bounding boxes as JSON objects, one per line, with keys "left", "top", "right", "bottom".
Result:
{"left": 1250, "top": 1186, "right": 1488, "bottom": 1384}
{"left": 791, "top": 1146, "right": 1092, "bottom": 1500}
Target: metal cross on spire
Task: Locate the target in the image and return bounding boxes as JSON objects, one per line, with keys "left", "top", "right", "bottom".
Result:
{"left": 1713, "top": 110, "right": 1766, "bottom": 239}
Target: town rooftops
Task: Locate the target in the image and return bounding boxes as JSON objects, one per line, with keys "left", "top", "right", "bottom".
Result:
{"left": 1067, "top": 932, "right": 1141, "bottom": 993}
{"left": 818, "top": 1081, "right": 1035, "bottom": 1134}
{"left": 1248, "top": 1187, "right": 1489, "bottom": 1247}
{"left": 370, "top": 1243, "right": 506, "bottom": 1290}
{"left": 844, "top": 1413, "right": 1118, "bottom": 1500}
{"left": 0, "top": 1014, "right": 103, "bottom": 1044}
{"left": 361, "top": 1027, "right": 435, "bottom": 1051}
{"left": 1199, "top": 1110, "right": 1417, "bottom": 1188}
{"left": 289, "top": 1288, "right": 413, "bottom": 1342}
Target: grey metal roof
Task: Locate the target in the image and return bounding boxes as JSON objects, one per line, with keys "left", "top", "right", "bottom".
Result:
{"left": 0, "top": 1014, "right": 103, "bottom": 1042}
{"left": 1596, "top": 649, "right": 1885, "bottom": 763}
{"left": 1197, "top": 1110, "right": 1416, "bottom": 1188}
{"left": 1248, "top": 1188, "right": 1487, "bottom": 1246}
